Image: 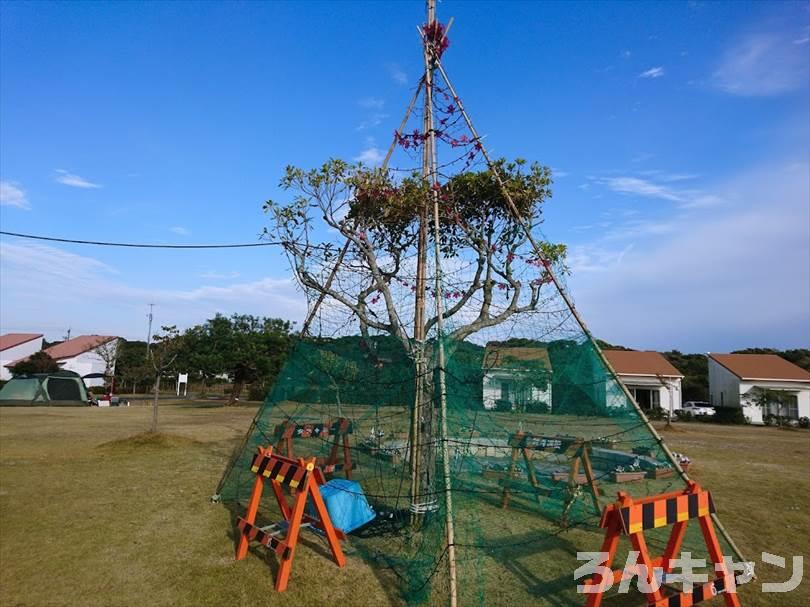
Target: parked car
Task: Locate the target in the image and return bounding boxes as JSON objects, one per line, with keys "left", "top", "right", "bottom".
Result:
{"left": 679, "top": 401, "right": 715, "bottom": 417}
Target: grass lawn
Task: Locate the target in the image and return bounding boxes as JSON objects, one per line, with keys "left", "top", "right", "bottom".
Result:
{"left": 0, "top": 404, "right": 807, "bottom": 606}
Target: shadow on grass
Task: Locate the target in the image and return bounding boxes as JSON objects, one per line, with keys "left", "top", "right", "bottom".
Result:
{"left": 220, "top": 497, "right": 405, "bottom": 606}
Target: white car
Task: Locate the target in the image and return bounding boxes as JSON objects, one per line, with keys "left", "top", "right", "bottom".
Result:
{"left": 679, "top": 401, "right": 715, "bottom": 417}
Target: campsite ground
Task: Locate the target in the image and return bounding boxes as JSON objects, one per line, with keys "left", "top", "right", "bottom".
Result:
{"left": 0, "top": 403, "right": 807, "bottom": 607}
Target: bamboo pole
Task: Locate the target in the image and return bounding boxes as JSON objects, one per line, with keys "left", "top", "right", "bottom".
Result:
{"left": 432, "top": 59, "right": 747, "bottom": 564}
{"left": 301, "top": 81, "right": 424, "bottom": 338}
{"left": 422, "top": 2, "right": 458, "bottom": 604}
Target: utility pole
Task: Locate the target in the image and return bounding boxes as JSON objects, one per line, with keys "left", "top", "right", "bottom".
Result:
{"left": 145, "top": 303, "right": 154, "bottom": 359}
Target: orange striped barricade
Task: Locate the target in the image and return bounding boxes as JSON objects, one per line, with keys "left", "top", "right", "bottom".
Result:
{"left": 234, "top": 446, "right": 346, "bottom": 592}
{"left": 273, "top": 418, "right": 356, "bottom": 478}
{"left": 582, "top": 481, "right": 741, "bottom": 607}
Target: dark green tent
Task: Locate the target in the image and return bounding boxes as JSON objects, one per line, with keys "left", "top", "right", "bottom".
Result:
{"left": 0, "top": 370, "right": 90, "bottom": 406}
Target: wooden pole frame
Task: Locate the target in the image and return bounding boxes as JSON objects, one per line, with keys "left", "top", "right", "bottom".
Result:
{"left": 422, "top": 1, "right": 459, "bottom": 605}
{"left": 430, "top": 56, "right": 747, "bottom": 566}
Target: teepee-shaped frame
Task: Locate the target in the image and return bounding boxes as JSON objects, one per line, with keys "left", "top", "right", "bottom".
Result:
{"left": 218, "top": 3, "right": 747, "bottom": 605}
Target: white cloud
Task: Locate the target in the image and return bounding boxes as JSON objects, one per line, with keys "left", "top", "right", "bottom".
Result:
{"left": 0, "top": 181, "right": 30, "bottom": 209}
{"left": 639, "top": 66, "right": 665, "bottom": 79}
{"left": 600, "top": 176, "right": 683, "bottom": 202}
{"left": 713, "top": 32, "right": 810, "bottom": 96}
{"left": 54, "top": 169, "right": 102, "bottom": 189}
{"left": 571, "top": 161, "right": 810, "bottom": 351}
{"left": 0, "top": 242, "right": 305, "bottom": 339}
{"left": 631, "top": 153, "right": 655, "bottom": 163}
{"left": 597, "top": 175, "right": 724, "bottom": 210}
{"left": 200, "top": 270, "right": 241, "bottom": 280}
{"left": 170, "top": 226, "right": 190, "bottom": 236}
{"left": 387, "top": 63, "right": 408, "bottom": 85}
{"left": 355, "top": 146, "right": 384, "bottom": 165}
{"left": 621, "top": 50, "right": 632, "bottom": 59}
{"left": 358, "top": 97, "right": 385, "bottom": 110}
{"left": 357, "top": 113, "right": 389, "bottom": 131}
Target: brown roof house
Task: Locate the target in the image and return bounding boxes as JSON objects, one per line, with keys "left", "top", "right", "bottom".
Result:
{"left": 24, "top": 335, "right": 119, "bottom": 388}
{"left": 708, "top": 353, "right": 810, "bottom": 424}
{"left": 603, "top": 350, "right": 684, "bottom": 415}
{"left": 482, "top": 344, "right": 553, "bottom": 412}
{"left": 0, "top": 333, "right": 44, "bottom": 381}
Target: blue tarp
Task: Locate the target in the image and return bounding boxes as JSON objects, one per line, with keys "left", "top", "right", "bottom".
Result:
{"left": 309, "top": 479, "right": 375, "bottom": 534}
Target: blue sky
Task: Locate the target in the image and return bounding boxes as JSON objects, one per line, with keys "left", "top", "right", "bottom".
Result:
{"left": 1, "top": 0, "right": 808, "bottom": 352}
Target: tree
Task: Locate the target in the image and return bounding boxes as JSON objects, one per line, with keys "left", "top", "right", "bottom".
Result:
{"left": 115, "top": 340, "right": 152, "bottom": 394}
{"left": 9, "top": 351, "right": 61, "bottom": 375}
{"left": 180, "top": 314, "right": 293, "bottom": 405}
{"left": 265, "top": 158, "right": 565, "bottom": 505}
{"left": 746, "top": 387, "right": 793, "bottom": 426}
{"left": 267, "top": 159, "right": 564, "bottom": 349}
{"left": 149, "top": 326, "right": 183, "bottom": 433}
{"left": 92, "top": 339, "right": 120, "bottom": 388}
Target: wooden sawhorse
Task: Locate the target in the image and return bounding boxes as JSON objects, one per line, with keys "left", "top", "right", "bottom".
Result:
{"left": 235, "top": 446, "right": 346, "bottom": 592}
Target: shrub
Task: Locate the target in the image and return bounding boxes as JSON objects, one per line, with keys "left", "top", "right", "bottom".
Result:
{"left": 88, "top": 385, "right": 107, "bottom": 395}
{"left": 645, "top": 407, "right": 668, "bottom": 421}
{"left": 495, "top": 399, "right": 512, "bottom": 412}
{"left": 798, "top": 417, "right": 810, "bottom": 429}
{"left": 712, "top": 407, "right": 748, "bottom": 425}
{"left": 248, "top": 384, "right": 267, "bottom": 402}
{"left": 677, "top": 410, "right": 695, "bottom": 422}
{"left": 525, "top": 400, "right": 550, "bottom": 414}
{"left": 763, "top": 413, "right": 778, "bottom": 426}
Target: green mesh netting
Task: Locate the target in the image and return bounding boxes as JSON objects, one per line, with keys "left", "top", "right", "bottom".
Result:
{"left": 217, "top": 333, "right": 742, "bottom": 605}
{"left": 216, "top": 22, "right": 743, "bottom": 602}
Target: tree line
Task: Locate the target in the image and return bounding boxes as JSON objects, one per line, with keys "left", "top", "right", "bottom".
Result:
{"left": 8, "top": 314, "right": 294, "bottom": 406}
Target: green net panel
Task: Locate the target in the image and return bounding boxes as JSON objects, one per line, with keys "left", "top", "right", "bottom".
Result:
{"left": 217, "top": 334, "right": 741, "bottom": 606}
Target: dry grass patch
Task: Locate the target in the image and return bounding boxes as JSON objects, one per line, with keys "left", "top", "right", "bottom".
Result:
{"left": 0, "top": 405, "right": 807, "bottom": 606}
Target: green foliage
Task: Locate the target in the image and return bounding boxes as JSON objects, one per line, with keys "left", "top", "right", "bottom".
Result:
{"left": 265, "top": 157, "right": 566, "bottom": 272}
{"left": 799, "top": 417, "right": 810, "bottom": 429}
{"left": 661, "top": 350, "right": 708, "bottom": 402}
{"left": 712, "top": 407, "right": 748, "bottom": 425}
{"left": 115, "top": 340, "right": 152, "bottom": 392}
{"left": 179, "top": 314, "right": 293, "bottom": 390}
{"left": 9, "top": 351, "right": 61, "bottom": 376}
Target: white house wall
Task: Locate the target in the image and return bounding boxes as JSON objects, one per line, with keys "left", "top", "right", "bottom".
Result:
{"left": 708, "top": 359, "right": 741, "bottom": 409}
{"left": 482, "top": 372, "right": 552, "bottom": 411}
{"left": 1, "top": 337, "right": 44, "bottom": 381}
{"left": 618, "top": 374, "right": 682, "bottom": 413}
{"left": 58, "top": 340, "right": 118, "bottom": 387}
{"left": 738, "top": 380, "right": 810, "bottom": 424}
{"left": 708, "top": 358, "right": 809, "bottom": 424}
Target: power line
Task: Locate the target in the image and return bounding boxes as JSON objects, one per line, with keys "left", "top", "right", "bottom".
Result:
{"left": 0, "top": 230, "right": 282, "bottom": 249}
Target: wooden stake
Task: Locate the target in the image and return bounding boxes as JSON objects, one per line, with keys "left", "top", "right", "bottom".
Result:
{"left": 422, "top": 1, "right": 459, "bottom": 605}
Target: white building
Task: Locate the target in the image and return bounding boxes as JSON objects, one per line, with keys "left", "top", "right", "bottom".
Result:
{"left": 603, "top": 350, "right": 683, "bottom": 415}
{"left": 708, "top": 353, "right": 810, "bottom": 424}
{"left": 0, "top": 333, "right": 44, "bottom": 381}
{"left": 482, "top": 345, "right": 552, "bottom": 411}
{"left": 43, "top": 335, "right": 119, "bottom": 387}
